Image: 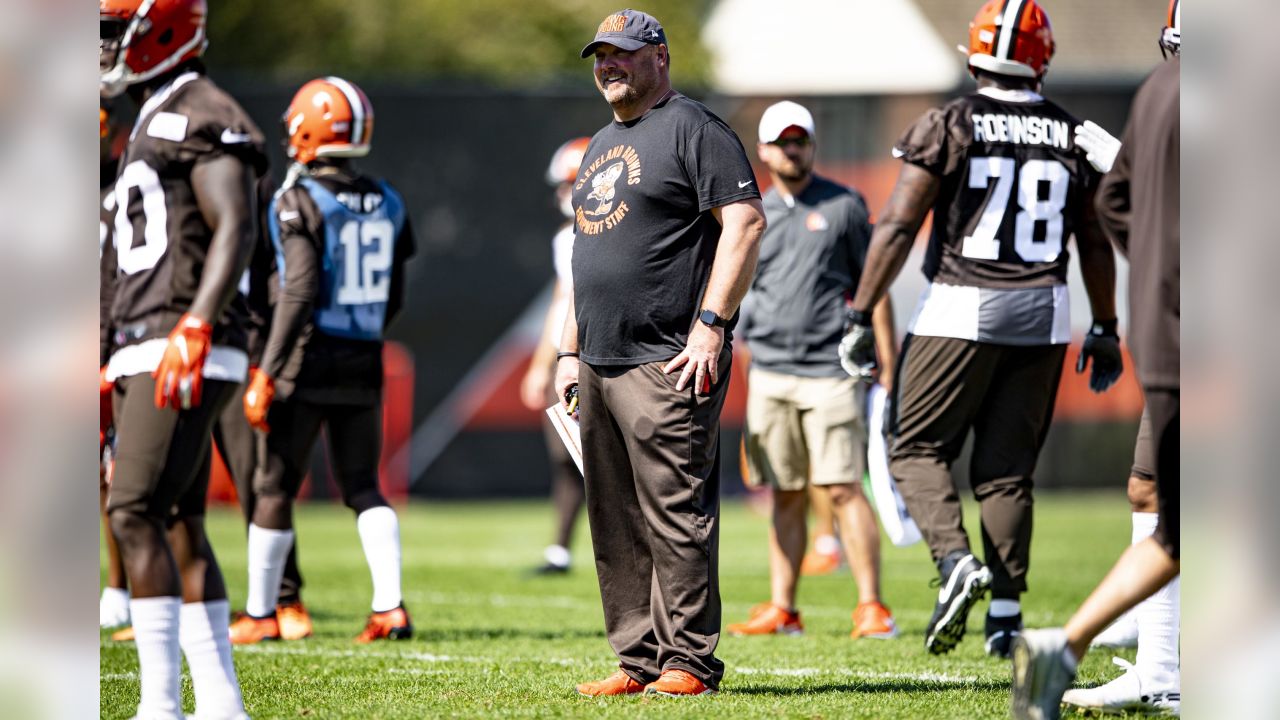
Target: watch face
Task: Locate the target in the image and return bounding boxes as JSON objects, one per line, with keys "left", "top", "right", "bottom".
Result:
{"left": 700, "top": 309, "right": 723, "bottom": 327}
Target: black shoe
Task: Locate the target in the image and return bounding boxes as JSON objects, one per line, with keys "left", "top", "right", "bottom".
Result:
{"left": 984, "top": 611, "right": 1022, "bottom": 658}
{"left": 924, "top": 551, "right": 993, "bottom": 655}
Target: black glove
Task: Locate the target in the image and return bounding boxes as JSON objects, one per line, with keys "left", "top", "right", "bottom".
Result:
{"left": 838, "top": 309, "right": 876, "bottom": 381}
{"left": 1076, "top": 318, "right": 1123, "bottom": 393}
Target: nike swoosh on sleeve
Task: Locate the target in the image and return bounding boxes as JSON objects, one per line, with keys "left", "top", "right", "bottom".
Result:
{"left": 738, "top": 180, "right": 754, "bottom": 189}
{"left": 221, "top": 128, "right": 253, "bottom": 144}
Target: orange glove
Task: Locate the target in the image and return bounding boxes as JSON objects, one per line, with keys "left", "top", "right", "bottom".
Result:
{"left": 100, "top": 365, "right": 114, "bottom": 450}
{"left": 153, "top": 314, "right": 213, "bottom": 410}
{"left": 243, "top": 366, "right": 275, "bottom": 432}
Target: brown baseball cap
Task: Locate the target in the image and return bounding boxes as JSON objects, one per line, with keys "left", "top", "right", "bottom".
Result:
{"left": 581, "top": 9, "right": 667, "bottom": 59}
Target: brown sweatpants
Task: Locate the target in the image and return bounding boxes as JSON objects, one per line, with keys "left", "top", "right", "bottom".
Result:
{"left": 889, "top": 334, "right": 1065, "bottom": 598}
{"left": 578, "top": 348, "right": 731, "bottom": 689}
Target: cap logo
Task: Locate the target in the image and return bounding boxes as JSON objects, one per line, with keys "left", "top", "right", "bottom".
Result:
{"left": 598, "top": 13, "right": 627, "bottom": 34}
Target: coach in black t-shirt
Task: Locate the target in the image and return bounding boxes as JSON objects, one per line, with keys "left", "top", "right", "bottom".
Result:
{"left": 554, "top": 9, "right": 766, "bottom": 698}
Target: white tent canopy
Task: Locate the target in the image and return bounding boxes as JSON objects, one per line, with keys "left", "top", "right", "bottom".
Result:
{"left": 701, "top": 0, "right": 963, "bottom": 95}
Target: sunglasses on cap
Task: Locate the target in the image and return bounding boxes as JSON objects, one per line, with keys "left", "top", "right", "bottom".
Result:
{"left": 770, "top": 136, "right": 812, "bottom": 148}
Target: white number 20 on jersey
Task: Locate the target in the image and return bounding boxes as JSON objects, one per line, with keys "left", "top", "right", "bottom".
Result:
{"left": 335, "top": 218, "right": 394, "bottom": 305}
{"left": 961, "top": 156, "right": 1068, "bottom": 263}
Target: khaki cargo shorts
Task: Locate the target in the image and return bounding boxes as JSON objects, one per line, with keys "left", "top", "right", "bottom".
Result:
{"left": 743, "top": 367, "right": 867, "bottom": 491}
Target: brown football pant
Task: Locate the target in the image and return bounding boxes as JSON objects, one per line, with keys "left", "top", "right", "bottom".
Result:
{"left": 889, "top": 334, "right": 1065, "bottom": 598}
{"left": 1144, "top": 388, "right": 1179, "bottom": 559}
{"left": 578, "top": 348, "right": 731, "bottom": 689}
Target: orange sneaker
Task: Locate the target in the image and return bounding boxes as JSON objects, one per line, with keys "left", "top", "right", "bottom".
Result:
{"left": 644, "top": 668, "right": 714, "bottom": 697}
{"left": 726, "top": 603, "right": 803, "bottom": 636}
{"left": 851, "top": 601, "right": 900, "bottom": 639}
{"left": 109, "top": 626, "right": 135, "bottom": 642}
{"left": 229, "top": 613, "right": 280, "bottom": 644}
{"left": 800, "top": 549, "right": 841, "bottom": 576}
{"left": 276, "top": 601, "right": 313, "bottom": 640}
{"left": 354, "top": 605, "right": 412, "bottom": 643}
{"left": 575, "top": 669, "right": 647, "bottom": 697}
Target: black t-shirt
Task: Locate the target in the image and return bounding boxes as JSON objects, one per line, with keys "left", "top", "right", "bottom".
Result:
{"left": 894, "top": 90, "right": 1098, "bottom": 289}
{"left": 571, "top": 93, "right": 759, "bottom": 365}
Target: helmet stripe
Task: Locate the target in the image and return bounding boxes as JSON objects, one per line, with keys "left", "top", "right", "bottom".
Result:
{"left": 324, "top": 76, "right": 368, "bottom": 146}
{"left": 996, "top": 0, "right": 1029, "bottom": 61}
{"left": 1170, "top": 0, "right": 1180, "bottom": 30}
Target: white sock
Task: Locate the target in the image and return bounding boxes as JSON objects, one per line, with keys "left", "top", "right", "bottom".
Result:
{"left": 100, "top": 586, "right": 131, "bottom": 626}
{"left": 1136, "top": 573, "right": 1181, "bottom": 682}
{"left": 813, "top": 533, "right": 840, "bottom": 556}
{"left": 989, "top": 598, "right": 1021, "bottom": 618}
{"left": 1132, "top": 512, "right": 1159, "bottom": 544}
{"left": 245, "top": 524, "right": 294, "bottom": 617}
{"left": 179, "top": 600, "right": 245, "bottom": 718}
{"left": 130, "top": 596, "right": 183, "bottom": 719}
{"left": 357, "top": 506, "right": 403, "bottom": 613}
{"left": 544, "top": 544, "right": 571, "bottom": 568}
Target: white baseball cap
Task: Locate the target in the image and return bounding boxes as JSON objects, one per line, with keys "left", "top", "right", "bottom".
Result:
{"left": 758, "top": 101, "right": 815, "bottom": 144}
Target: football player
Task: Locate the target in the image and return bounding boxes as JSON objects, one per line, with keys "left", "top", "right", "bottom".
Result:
{"left": 231, "top": 77, "right": 416, "bottom": 644}
{"left": 215, "top": 174, "right": 316, "bottom": 641}
{"left": 1013, "top": 3, "right": 1181, "bottom": 717}
{"left": 100, "top": 102, "right": 130, "bottom": 631}
{"left": 100, "top": 0, "right": 265, "bottom": 717}
{"left": 841, "top": 0, "right": 1122, "bottom": 658}
{"left": 520, "top": 136, "right": 589, "bottom": 575}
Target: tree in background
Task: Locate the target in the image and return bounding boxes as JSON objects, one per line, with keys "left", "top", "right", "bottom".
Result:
{"left": 206, "top": 0, "right": 712, "bottom": 88}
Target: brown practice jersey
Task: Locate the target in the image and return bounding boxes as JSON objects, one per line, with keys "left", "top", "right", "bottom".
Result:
{"left": 894, "top": 88, "right": 1100, "bottom": 290}
{"left": 104, "top": 70, "right": 268, "bottom": 358}
{"left": 261, "top": 168, "right": 416, "bottom": 404}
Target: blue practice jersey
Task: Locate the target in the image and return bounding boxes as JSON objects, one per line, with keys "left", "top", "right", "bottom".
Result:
{"left": 269, "top": 176, "right": 406, "bottom": 341}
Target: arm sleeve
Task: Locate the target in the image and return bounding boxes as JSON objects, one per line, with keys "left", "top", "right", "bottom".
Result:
{"left": 386, "top": 215, "right": 416, "bottom": 328}
{"left": 259, "top": 189, "right": 321, "bottom": 379}
{"left": 243, "top": 175, "right": 277, "bottom": 365}
{"left": 1095, "top": 128, "right": 1133, "bottom": 257}
{"left": 844, "top": 192, "right": 874, "bottom": 281}
{"left": 683, "top": 119, "right": 761, "bottom": 212}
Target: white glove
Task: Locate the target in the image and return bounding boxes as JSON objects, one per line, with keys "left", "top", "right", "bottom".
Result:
{"left": 1074, "top": 120, "right": 1121, "bottom": 174}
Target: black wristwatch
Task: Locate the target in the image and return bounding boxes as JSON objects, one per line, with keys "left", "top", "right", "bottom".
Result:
{"left": 698, "top": 308, "right": 728, "bottom": 328}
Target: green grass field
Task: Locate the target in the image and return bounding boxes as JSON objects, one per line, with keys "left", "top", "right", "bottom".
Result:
{"left": 101, "top": 492, "right": 1145, "bottom": 719}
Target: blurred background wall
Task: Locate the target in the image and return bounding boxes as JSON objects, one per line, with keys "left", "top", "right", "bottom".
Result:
{"left": 148, "top": 0, "right": 1167, "bottom": 500}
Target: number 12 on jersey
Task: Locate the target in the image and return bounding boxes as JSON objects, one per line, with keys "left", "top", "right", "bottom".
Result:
{"left": 961, "top": 156, "right": 1068, "bottom": 263}
{"left": 335, "top": 218, "right": 393, "bottom": 305}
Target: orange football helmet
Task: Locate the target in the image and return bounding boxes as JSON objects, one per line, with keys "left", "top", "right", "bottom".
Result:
{"left": 283, "top": 77, "right": 375, "bottom": 166}
{"left": 966, "top": 0, "right": 1055, "bottom": 80}
{"left": 1161, "top": 0, "right": 1181, "bottom": 58}
{"left": 546, "top": 137, "right": 590, "bottom": 186}
{"left": 100, "top": 0, "right": 208, "bottom": 98}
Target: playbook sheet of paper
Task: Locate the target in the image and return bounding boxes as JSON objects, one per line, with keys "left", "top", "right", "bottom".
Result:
{"left": 545, "top": 405, "right": 584, "bottom": 476}
{"left": 866, "top": 383, "right": 922, "bottom": 547}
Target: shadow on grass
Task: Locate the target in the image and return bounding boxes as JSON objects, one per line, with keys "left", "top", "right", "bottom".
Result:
{"left": 415, "top": 627, "right": 607, "bottom": 642}
{"left": 729, "top": 677, "right": 1009, "bottom": 695}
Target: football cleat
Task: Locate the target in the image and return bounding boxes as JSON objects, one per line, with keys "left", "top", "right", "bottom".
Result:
{"left": 851, "top": 601, "right": 899, "bottom": 640}
{"left": 1090, "top": 610, "right": 1139, "bottom": 649}
{"left": 575, "top": 669, "right": 647, "bottom": 697}
{"left": 355, "top": 604, "right": 413, "bottom": 643}
{"left": 644, "top": 668, "right": 714, "bottom": 697}
{"left": 228, "top": 613, "right": 280, "bottom": 644}
{"left": 726, "top": 603, "right": 804, "bottom": 636}
{"left": 100, "top": 586, "right": 131, "bottom": 629}
{"left": 1062, "top": 657, "right": 1180, "bottom": 715}
{"left": 1010, "top": 629, "right": 1076, "bottom": 720}
{"left": 276, "top": 601, "right": 313, "bottom": 641}
{"left": 110, "top": 625, "right": 135, "bottom": 642}
{"left": 799, "top": 548, "right": 842, "bottom": 576}
{"left": 925, "top": 551, "right": 993, "bottom": 655}
{"left": 985, "top": 611, "right": 1023, "bottom": 658}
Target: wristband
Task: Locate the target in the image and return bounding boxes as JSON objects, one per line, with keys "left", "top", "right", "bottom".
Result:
{"left": 846, "top": 309, "right": 872, "bottom": 327}
{"left": 1089, "top": 318, "right": 1118, "bottom": 336}
{"left": 556, "top": 351, "right": 579, "bottom": 360}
